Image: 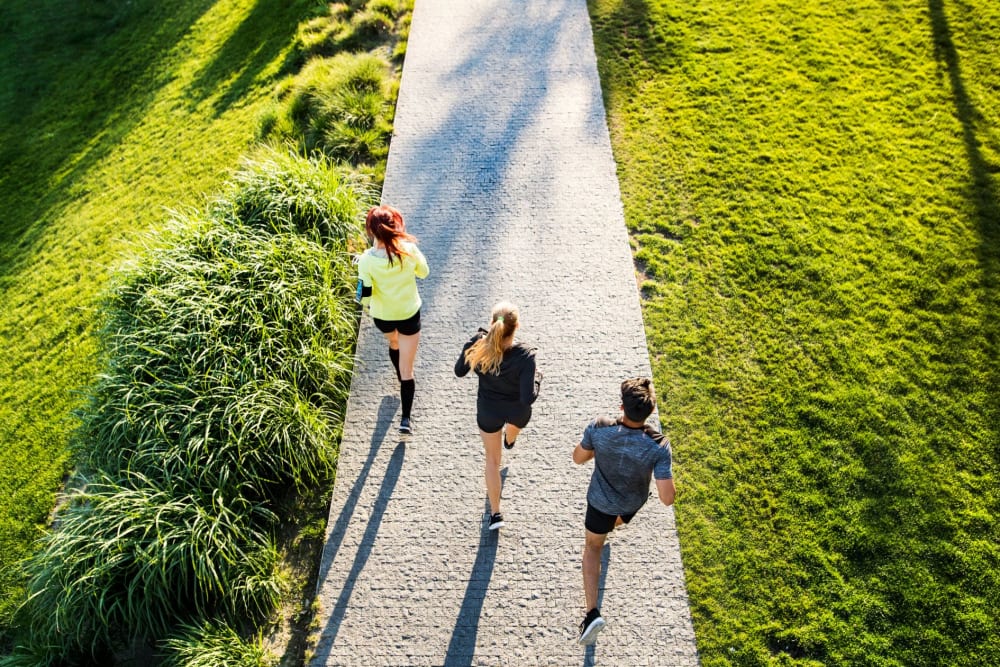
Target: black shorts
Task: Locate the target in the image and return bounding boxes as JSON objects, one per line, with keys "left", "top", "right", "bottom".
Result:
{"left": 373, "top": 309, "right": 421, "bottom": 336}
{"left": 476, "top": 399, "right": 532, "bottom": 434}
{"left": 585, "top": 502, "right": 637, "bottom": 535}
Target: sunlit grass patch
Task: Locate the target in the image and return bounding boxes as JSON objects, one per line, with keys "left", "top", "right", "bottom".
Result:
{"left": 590, "top": 0, "right": 999, "bottom": 664}
{"left": 160, "top": 621, "right": 272, "bottom": 667}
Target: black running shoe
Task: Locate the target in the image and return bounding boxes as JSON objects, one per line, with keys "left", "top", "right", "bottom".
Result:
{"left": 578, "top": 608, "right": 606, "bottom": 645}
{"left": 503, "top": 430, "right": 515, "bottom": 450}
{"left": 398, "top": 417, "right": 412, "bottom": 435}
{"left": 487, "top": 512, "right": 504, "bottom": 530}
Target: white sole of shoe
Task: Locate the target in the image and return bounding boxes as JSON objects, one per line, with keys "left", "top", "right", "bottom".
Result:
{"left": 578, "top": 617, "right": 606, "bottom": 645}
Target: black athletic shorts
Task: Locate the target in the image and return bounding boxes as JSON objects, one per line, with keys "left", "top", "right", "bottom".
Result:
{"left": 373, "top": 309, "right": 421, "bottom": 336}
{"left": 585, "top": 502, "right": 637, "bottom": 535}
{"left": 476, "top": 399, "right": 531, "bottom": 434}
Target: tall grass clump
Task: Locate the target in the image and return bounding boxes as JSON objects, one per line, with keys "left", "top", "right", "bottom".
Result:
{"left": 259, "top": 51, "right": 396, "bottom": 174}
{"left": 16, "top": 475, "right": 279, "bottom": 663}
{"left": 214, "top": 146, "right": 371, "bottom": 246}
{"left": 75, "top": 150, "right": 368, "bottom": 497}
{"left": 160, "top": 622, "right": 272, "bottom": 667}
{"left": 289, "top": 0, "right": 411, "bottom": 66}
{"left": 76, "top": 223, "right": 352, "bottom": 497}
{"left": 8, "top": 152, "right": 369, "bottom": 663}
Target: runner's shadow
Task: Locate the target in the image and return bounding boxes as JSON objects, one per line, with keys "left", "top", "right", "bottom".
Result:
{"left": 582, "top": 543, "right": 611, "bottom": 667}
{"left": 314, "top": 439, "right": 407, "bottom": 656}
{"left": 442, "top": 467, "right": 508, "bottom": 665}
{"left": 315, "top": 395, "right": 399, "bottom": 587}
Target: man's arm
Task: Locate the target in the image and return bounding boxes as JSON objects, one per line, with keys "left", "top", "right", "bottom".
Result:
{"left": 573, "top": 443, "right": 594, "bottom": 465}
{"left": 655, "top": 478, "right": 675, "bottom": 506}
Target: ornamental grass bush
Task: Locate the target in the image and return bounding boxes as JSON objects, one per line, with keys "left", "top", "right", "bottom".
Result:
{"left": 212, "top": 147, "right": 371, "bottom": 246}
{"left": 7, "top": 152, "right": 369, "bottom": 664}
{"left": 76, "top": 220, "right": 356, "bottom": 498}
{"left": 259, "top": 52, "right": 394, "bottom": 167}
{"left": 289, "top": 0, "right": 409, "bottom": 66}
{"left": 19, "top": 476, "right": 279, "bottom": 663}
{"left": 160, "top": 622, "right": 272, "bottom": 667}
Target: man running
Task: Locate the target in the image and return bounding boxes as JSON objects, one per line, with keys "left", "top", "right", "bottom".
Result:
{"left": 572, "top": 377, "right": 676, "bottom": 645}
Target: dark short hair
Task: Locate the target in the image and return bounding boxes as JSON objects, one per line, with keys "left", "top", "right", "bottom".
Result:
{"left": 621, "top": 377, "right": 656, "bottom": 422}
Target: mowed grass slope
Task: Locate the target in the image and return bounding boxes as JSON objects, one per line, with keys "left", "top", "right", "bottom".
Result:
{"left": 0, "top": 0, "right": 318, "bottom": 632}
{"left": 589, "top": 0, "right": 998, "bottom": 665}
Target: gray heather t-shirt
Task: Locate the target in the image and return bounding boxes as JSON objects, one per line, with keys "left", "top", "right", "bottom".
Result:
{"left": 581, "top": 416, "right": 673, "bottom": 516}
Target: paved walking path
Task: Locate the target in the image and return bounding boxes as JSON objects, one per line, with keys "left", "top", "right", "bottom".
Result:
{"left": 311, "top": 1, "right": 699, "bottom": 664}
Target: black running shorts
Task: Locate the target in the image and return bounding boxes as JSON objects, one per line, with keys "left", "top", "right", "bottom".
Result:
{"left": 373, "top": 309, "right": 421, "bottom": 336}
{"left": 585, "top": 502, "right": 637, "bottom": 535}
{"left": 476, "top": 399, "right": 531, "bottom": 434}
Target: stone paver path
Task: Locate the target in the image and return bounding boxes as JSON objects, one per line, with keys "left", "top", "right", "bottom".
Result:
{"left": 311, "top": 0, "right": 700, "bottom": 664}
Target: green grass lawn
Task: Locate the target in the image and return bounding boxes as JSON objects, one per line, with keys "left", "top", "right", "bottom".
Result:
{"left": 4, "top": 0, "right": 997, "bottom": 663}
{"left": 0, "top": 0, "right": 321, "bottom": 636}
{"left": 589, "top": 0, "right": 999, "bottom": 664}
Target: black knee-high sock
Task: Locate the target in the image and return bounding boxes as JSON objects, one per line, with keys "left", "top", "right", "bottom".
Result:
{"left": 400, "top": 379, "right": 415, "bottom": 419}
{"left": 388, "top": 347, "right": 401, "bottom": 381}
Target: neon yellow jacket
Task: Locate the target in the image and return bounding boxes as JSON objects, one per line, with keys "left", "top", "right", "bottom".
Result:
{"left": 357, "top": 241, "right": 429, "bottom": 320}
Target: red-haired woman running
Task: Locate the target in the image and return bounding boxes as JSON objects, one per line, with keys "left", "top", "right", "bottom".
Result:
{"left": 357, "top": 204, "right": 429, "bottom": 434}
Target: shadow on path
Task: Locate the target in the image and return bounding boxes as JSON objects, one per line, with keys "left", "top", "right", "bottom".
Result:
{"left": 315, "top": 395, "right": 399, "bottom": 589}
{"left": 317, "top": 439, "right": 407, "bottom": 653}
{"left": 442, "top": 468, "right": 508, "bottom": 665}
{"left": 386, "top": 0, "right": 609, "bottom": 308}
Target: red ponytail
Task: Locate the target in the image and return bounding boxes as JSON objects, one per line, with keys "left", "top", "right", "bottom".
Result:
{"left": 365, "top": 205, "right": 415, "bottom": 266}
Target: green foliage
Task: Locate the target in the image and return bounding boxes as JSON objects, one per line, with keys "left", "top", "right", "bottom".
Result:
{"left": 76, "top": 217, "right": 359, "bottom": 497}
{"left": 213, "top": 146, "right": 373, "bottom": 246}
{"left": 290, "top": 0, "right": 412, "bottom": 65}
{"left": 20, "top": 476, "right": 280, "bottom": 663}
{"left": 160, "top": 622, "right": 274, "bottom": 667}
{"left": 261, "top": 51, "right": 396, "bottom": 175}
{"left": 0, "top": 0, "right": 317, "bottom": 636}
{"left": 8, "top": 150, "right": 366, "bottom": 663}
{"left": 589, "top": 0, "right": 1000, "bottom": 665}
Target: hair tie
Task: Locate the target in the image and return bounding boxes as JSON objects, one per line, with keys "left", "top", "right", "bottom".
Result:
{"left": 496, "top": 316, "right": 504, "bottom": 324}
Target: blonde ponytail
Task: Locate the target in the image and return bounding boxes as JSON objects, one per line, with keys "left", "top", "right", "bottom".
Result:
{"left": 465, "top": 302, "right": 519, "bottom": 375}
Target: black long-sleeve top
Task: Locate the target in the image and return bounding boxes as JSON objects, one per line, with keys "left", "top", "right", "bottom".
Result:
{"left": 454, "top": 329, "right": 540, "bottom": 405}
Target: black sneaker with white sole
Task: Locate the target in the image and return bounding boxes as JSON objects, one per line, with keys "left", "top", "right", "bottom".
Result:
{"left": 487, "top": 512, "right": 504, "bottom": 530}
{"left": 578, "top": 607, "right": 606, "bottom": 645}
{"left": 398, "top": 417, "right": 412, "bottom": 435}
{"left": 503, "top": 430, "right": 515, "bottom": 450}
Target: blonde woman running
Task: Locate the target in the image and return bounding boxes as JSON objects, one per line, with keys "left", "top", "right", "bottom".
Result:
{"left": 455, "top": 302, "right": 541, "bottom": 530}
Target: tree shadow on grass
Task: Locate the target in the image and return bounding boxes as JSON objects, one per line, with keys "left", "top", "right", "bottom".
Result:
{"left": 928, "top": 0, "right": 1000, "bottom": 478}
{"left": 0, "top": 0, "right": 316, "bottom": 279}
{"left": 0, "top": 0, "right": 217, "bottom": 278}
{"left": 183, "top": 0, "right": 318, "bottom": 117}
{"left": 587, "top": 0, "right": 682, "bottom": 121}
{"left": 823, "top": 4, "right": 1000, "bottom": 660}
{"left": 926, "top": 2, "right": 1000, "bottom": 654}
